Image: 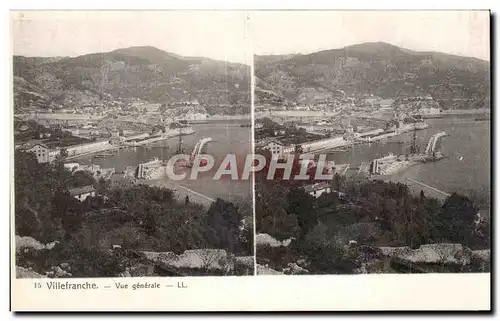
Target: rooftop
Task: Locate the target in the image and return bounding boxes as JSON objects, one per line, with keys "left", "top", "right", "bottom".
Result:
{"left": 17, "top": 141, "right": 50, "bottom": 150}
{"left": 68, "top": 185, "right": 96, "bottom": 196}
{"left": 301, "top": 182, "right": 331, "bottom": 193}
{"left": 255, "top": 138, "right": 283, "bottom": 148}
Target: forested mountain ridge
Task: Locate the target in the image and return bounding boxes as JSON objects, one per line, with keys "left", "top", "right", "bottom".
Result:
{"left": 13, "top": 46, "right": 250, "bottom": 111}
{"left": 255, "top": 42, "right": 490, "bottom": 109}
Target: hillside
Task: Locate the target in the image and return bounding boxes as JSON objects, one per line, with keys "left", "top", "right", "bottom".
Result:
{"left": 255, "top": 42, "right": 490, "bottom": 109}
{"left": 13, "top": 46, "right": 250, "bottom": 112}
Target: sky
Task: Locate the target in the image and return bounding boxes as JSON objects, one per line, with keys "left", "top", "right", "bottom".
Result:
{"left": 11, "top": 11, "right": 490, "bottom": 63}
{"left": 250, "top": 11, "right": 490, "bottom": 61}
{"left": 11, "top": 11, "right": 252, "bottom": 65}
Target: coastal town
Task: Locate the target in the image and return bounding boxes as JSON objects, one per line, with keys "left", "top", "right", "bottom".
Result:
{"left": 15, "top": 96, "right": 252, "bottom": 180}
{"left": 12, "top": 25, "right": 255, "bottom": 279}
{"left": 255, "top": 94, "right": 456, "bottom": 182}
{"left": 253, "top": 35, "right": 491, "bottom": 276}
{"left": 14, "top": 94, "right": 255, "bottom": 277}
{"left": 9, "top": 9, "right": 492, "bottom": 313}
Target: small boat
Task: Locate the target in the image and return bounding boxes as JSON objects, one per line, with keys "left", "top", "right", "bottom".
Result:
{"left": 474, "top": 116, "right": 490, "bottom": 121}
{"left": 188, "top": 120, "right": 209, "bottom": 125}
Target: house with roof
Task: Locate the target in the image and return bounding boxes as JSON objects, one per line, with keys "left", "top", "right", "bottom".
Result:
{"left": 273, "top": 128, "right": 286, "bottom": 136}
{"left": 256, "top": 138, "right": 285, "bottom": 159}
{"left": 69, "top": 185, "right": 96, "bottom": 202}
{"left": 300, "top": 182, "right": 332, "bottom": 198}
{"left": 17, "top": 141, "right": 51, "bottom": 163}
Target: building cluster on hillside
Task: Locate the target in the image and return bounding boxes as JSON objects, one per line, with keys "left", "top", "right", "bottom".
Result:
{"left": 63, "top": 162, "right": 115, "bottom": 181}
{"left": 255, "top": 138, "right": 285, "bottom": 160}
{"left": 15, "top": 111, "right": 198, "bottom": 167}
{"left": 17, "top": 141, "right": 52, "bottom": 164}
{"left": 136, "top": 158, "right": 165, "bottom": 180}
{"left": 256, "top": 94, "right": 451, "bottom": 119}
{"left": 171, "top": 99, "right": 200, "bottom": 107}
{"left": 68, "top": 185, "right": 96, "bottom": 202}
{"left": 300, "top": 182, "right": 335, "bottom": 198}
{"left": 16, "top": 138, "right": 116, "bottom": 163}
{"left": 257, "top": 94, "right": 393, "bottom": 113}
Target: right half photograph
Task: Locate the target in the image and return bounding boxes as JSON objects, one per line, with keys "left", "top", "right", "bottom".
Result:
{"left": 252, "top": 11, "right": 491, "bottom": 275}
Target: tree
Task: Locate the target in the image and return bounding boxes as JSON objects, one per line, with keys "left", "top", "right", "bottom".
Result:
{"left": 70, "top": 170, "right": 95, "bottom": 188}
{"left": 437, "top": 193, "right": 480, "bottom": 245}
{"left": 204, "top": 199, "right": 242, "bottom": 254}
{"left": 194, "top": 250, "right": 232, "bottom": 275}
{"left": 287, "top": 187, "right": 317, "bottom": 238}
{"left": 255, "top": 180, "right": 299, "bottom": 240}
{"left": 55, "top": 147, "right": 68, "bottom": 163}
{"left": 50, "top": 192, "right": 82, "bottom": 238}
{"left": 142, "top": 203, "right": 161, "bottom": 236}
{"left": 98, "top": 177, "right": 108, "bottom": 191}
{"left": 294, "top": 144, "right": 304, "bottom": 155}
{"left": 332, "top": 173, "right": 346, "bottom": 191}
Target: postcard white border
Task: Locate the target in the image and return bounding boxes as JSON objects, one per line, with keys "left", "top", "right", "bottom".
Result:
{"left": 4, "top": 1, "right": 496, "bottom": 313}
{"left": 10, "top": 274, "right": 491, "bottom": 311}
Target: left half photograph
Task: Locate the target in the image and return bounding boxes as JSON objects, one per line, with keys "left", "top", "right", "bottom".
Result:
{"left": 12, "top": 11, "right": 254, "bottom": 277}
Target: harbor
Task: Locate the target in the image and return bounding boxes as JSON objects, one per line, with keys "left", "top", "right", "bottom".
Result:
{"left": 122, "top": 127, "right": 195, "bottom": 147}
{"left": 327, "top": 117, "right": 490, "bottom": 211}
{"left": 77, "top": 120, "right": 253, "bottom": 205}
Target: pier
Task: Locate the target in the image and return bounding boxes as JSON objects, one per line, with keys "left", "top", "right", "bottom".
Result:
{"left": 146, "top": 179, "right": 216, "bottom": 208}
{"left": 404, "top": 177, "right": 451, "bottom": 200}
{"left": 425, "top": 131, "right": 448, "bottom": 155}
{"left": 141, "top": 136, "right": 218, "bottom": 208}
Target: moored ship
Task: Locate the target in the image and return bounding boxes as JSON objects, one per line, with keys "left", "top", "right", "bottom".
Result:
{"left": 370, "top": 129, "right": 448, "bottom": 176}
{"left": 124, "top": 126, "right": 195, "bottom": 147}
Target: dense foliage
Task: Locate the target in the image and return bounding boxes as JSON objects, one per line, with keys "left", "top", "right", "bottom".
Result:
{"left": 256, "top": 174, "right": 490, "bottom": 274}
{"left": 14, "top": 150, "right": 252, "bottom": 277}
{"left": 14, "top": 120, "right": 90, "bottom": 146}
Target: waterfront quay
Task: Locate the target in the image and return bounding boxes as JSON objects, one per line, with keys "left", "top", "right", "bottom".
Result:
{"left": 144, "top": 179, "right": 215, "bottom": 209}
{"left": 373, "top": 174, "right": 450, "bottom": 202}
{"left": 256, "top": 115, "right": 430, "bottom": 161}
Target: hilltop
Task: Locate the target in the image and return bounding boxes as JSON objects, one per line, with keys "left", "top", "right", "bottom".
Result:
{"left": 255, "top": 42, "right": 490, "bottom": 109}
{"left": 13, "top": 46, "right": 250, "bottom": 112}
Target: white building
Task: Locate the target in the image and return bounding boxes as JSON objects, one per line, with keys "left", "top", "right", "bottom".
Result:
{"left": 420, "top": 107, "right": 441, "bottom": 115}
{"left": 301, "top": 182, "right": 332, "bottom": 198}
{"left": 69, "top": 185, "right": 96, "bottom": 202}
{"left": 256, "top": 138, "right": 284, "bottom": 159}
{"left": 63, "top": 163, "right": 80, "bottom": 171}
{"left": 137, "top": 158, "right": 163, "bottom": 179}
{"left": 17, "top": 142, "right": 50, "bottom": 163}
{"left": 64, "top": 141, "right": 113, "bottom": 157}
{"left": 273, "top": 129, "right": 286, "bottom": 136}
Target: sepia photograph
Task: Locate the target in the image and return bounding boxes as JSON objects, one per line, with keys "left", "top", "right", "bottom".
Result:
{"left": 12, "top": 11, "right": 254, "bottom": 278}
{"left": 8, "top": 7, "right": 493, "bottom": 312}
{"left": 252, "top": 11, "right": 491, "bottom": 275}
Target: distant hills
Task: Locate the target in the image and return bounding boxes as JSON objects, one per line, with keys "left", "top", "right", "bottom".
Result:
{"left": 255, "top": 42, "right": 490, "bottom": 109}
{"left": 13, "top": 46, "right": 251, "bottom": 112}
{"left": 13, "top": 42, "right": 491, "bottom": 112}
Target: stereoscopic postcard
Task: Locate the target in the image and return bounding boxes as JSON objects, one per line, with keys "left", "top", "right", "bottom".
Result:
{"left": 10, "top": 10, "right": 491, "bottom": 311}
